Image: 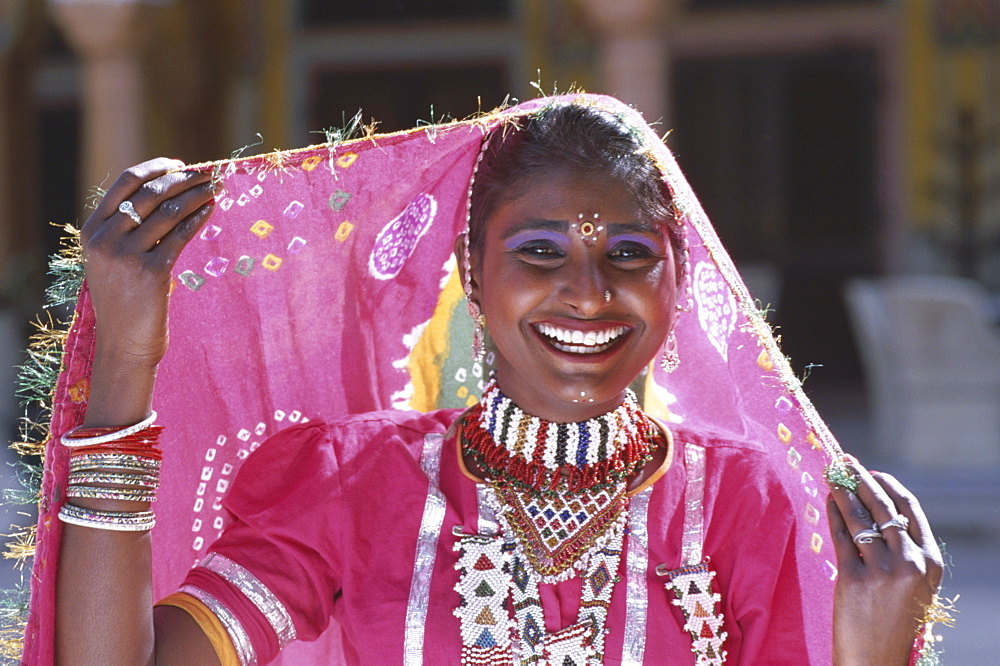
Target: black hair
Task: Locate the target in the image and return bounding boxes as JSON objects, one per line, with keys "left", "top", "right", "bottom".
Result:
{"left": 468, "top": 103, "right": 685, "bottom": 280}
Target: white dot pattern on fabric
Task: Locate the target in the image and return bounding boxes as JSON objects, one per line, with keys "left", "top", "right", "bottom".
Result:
{"left": 369, "top": 193, "right": 438, "bottom": 280}
{"left": 692, "top": 261, "right": 737, "bottom": 361}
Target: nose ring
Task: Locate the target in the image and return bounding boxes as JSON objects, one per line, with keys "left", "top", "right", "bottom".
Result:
{"left": 604, "top": 290, "right": 612, "bottom": 303}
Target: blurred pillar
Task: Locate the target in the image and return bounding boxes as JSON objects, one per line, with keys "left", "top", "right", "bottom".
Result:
{"left": 1, "top": 1, "right": 36, "bottom": 292}
{"left": 580, "top": 0, "right": 678, "bottom": 125}
{"left": 0, "top": 1, "right": 32, "bottom": 446}
{"left": 50, "top": 0, "right": 144, "bottom": 191}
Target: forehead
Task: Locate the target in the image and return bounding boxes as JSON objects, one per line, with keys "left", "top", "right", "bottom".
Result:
{"left": 486, "top": 169, "right": 649, "bottom": 231}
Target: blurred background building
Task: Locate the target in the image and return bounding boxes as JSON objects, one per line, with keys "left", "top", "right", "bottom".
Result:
{"left": 0, "top": 0, "right": 998, "bottom": 660}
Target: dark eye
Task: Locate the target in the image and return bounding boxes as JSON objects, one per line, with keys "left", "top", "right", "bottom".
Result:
{"left": 514, "top": 241, "right": 565, "bottom": 261}
{"left": 608, "top": 241, "right": 659, "bottom": 262}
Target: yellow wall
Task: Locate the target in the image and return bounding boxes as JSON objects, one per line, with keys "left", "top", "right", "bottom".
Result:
{"left": 906, "top": 0, "right": 1000, "bottom": 232}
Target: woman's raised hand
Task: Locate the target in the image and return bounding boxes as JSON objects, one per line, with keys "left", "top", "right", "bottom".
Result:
{"left": 81, "top": 158, "right": 215, "bottom": 368}
{"left": 78, "top": 158, "right": 214, "bottom": 431}
{"left": 828, "top": 461, "right": 944, "bottom": 665}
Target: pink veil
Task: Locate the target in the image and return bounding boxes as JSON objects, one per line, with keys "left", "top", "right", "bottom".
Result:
{"left": 23, "top": 94, "right": 841, "bottom": 664}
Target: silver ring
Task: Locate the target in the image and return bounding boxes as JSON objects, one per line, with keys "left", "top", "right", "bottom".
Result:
{"left": 879, "top": 515, "right": 910, "bottom": 532}
{"left": 118, "top": 200, "right": 142, "bottom": 226}
{"left": 852, "top": 528, "right": 884, "bottom": 545}
{"left": 604, "top": 290, "right": 612, "bottom": 303}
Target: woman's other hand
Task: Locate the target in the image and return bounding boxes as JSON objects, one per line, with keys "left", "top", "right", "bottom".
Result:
{"left": 828, "top": 461, "right": 944, "bottom": 665}
{"left": 81, "top": 157, "right": 215, "bottom": 368}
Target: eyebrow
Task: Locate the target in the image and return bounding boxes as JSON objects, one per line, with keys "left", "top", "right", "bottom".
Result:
{"left": 501, "top": 218, "right": 567, "bottom": 239}
{"left": 501, "top": 218, "right": 661, "bottom": 239}
{"left": 607, "top": 221, "right": 662, "bottom": 237}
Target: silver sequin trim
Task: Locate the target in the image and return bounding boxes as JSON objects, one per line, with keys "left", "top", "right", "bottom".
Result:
{"left": 476, "top": 483, "right": 499, "bottom": 536}
{"left": 180, "top": 584, "right": 257, "bottom": 666}
{"left": 681, "top": 443, "right": 707, "bottom": 566}
{"left": 199, "top": 552, "right": 297, "bottom": 649}
{"left": 403, "top": 432, "right": 446, "bottom": 665}
{"left": 621, "top": 487, "right": 652, "bottom": 664}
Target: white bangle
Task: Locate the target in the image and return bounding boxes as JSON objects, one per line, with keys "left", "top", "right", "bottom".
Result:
{"left": 60, "top": 411, "right": 158, "bottom": 448}
{"left": 58, "top": 504, "right": 156, "bottom": 532}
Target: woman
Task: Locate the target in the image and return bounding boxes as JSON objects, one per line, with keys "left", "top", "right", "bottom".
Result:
{"left": 44, "top": 95, "right": 940, "bottom": 664}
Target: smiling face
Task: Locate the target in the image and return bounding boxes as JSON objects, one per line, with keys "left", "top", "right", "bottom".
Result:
{"left": 465, "top": 168, "right": 678, "bottom": 422}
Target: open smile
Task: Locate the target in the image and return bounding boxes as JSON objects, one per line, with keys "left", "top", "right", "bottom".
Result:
{"left": 533, "top": 323, "right": 630, "bottom": 355}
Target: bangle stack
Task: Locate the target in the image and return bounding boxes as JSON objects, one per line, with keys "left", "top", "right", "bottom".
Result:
{"left": 57, "top": 412, "right": 162, "bottom": 532}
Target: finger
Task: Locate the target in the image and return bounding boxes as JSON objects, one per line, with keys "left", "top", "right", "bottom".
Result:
{"left": 91, "top": 158, "right": 186, "bottom": 222}
{"left": 828, "top": 479, "right": 883, "bottom": 553}
{"left": 873, "top": 473, "right": 942, "bottom": 565}
{"left": 130, "top": 181, "right": 216, "bottom": 251}
{"left": 149, "top": 201, "right": 215, "bottom": 268}
{"left": 826, "top": 494, "right": 863, "bottom": 573}
{"left": 828, "top": 479, "right": 873, "bottom": 533}
{"left": 119, "top": 168, "right": 213, "bottom": 222}
{"left": 851, "top": 464, "right": 907, "bottom": 548}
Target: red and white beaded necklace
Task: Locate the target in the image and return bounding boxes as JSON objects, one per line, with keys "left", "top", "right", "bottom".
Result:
{"left": 461, "top": 379, "right": 656, "bottom": 495}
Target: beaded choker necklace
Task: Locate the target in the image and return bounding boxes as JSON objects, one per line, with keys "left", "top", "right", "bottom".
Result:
{"left": 462, "top": 380, "right": 656, "bottom": 495}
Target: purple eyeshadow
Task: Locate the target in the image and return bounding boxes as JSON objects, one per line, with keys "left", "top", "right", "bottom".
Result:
{"left": 504, "top": 230, "right": 569, "bottom": 250}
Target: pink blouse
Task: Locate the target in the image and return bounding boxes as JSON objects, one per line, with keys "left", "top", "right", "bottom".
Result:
{"left": 177, "top": 408, "right": 813, "bottom": 664}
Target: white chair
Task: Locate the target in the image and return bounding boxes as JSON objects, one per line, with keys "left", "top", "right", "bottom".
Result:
{"left": 844, "top": 276, "right": 1000, "bottom": 471}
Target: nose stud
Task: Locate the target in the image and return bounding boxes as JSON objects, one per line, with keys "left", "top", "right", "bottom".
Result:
{"left": 572, "top": 213, "right": 603, "bottom": 245}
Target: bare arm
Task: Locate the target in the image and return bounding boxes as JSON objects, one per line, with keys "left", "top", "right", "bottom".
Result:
{"left": 55, "top": 158, "right": 221, "bottom": 665}
{"left": 828, "top": 461, "right": 944, "bottom": 665}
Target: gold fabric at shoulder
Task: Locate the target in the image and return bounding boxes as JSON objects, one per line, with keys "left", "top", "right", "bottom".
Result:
{"left": 627, "top": 418, "right": 674, "bottom": 497}
{"left": 156, "top": 592, "right": 241, "bottom": 666}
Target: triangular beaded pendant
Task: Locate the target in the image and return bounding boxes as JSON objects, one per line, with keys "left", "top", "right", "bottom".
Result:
{"left": 493, "top": 482, "right": 627, "bottom": 580}
{"left": 453, "top": 533, "right": 514, "bottom": 664}
{"left": 661, "top": 561, "right": 728, "bottom": 665}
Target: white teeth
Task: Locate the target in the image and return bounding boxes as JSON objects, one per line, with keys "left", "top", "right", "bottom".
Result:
{"left": 552, "top": 341, "right": 610, "bottom": 354}
{"left": 535, "top": 323, "right": 627, "bottom": 353}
